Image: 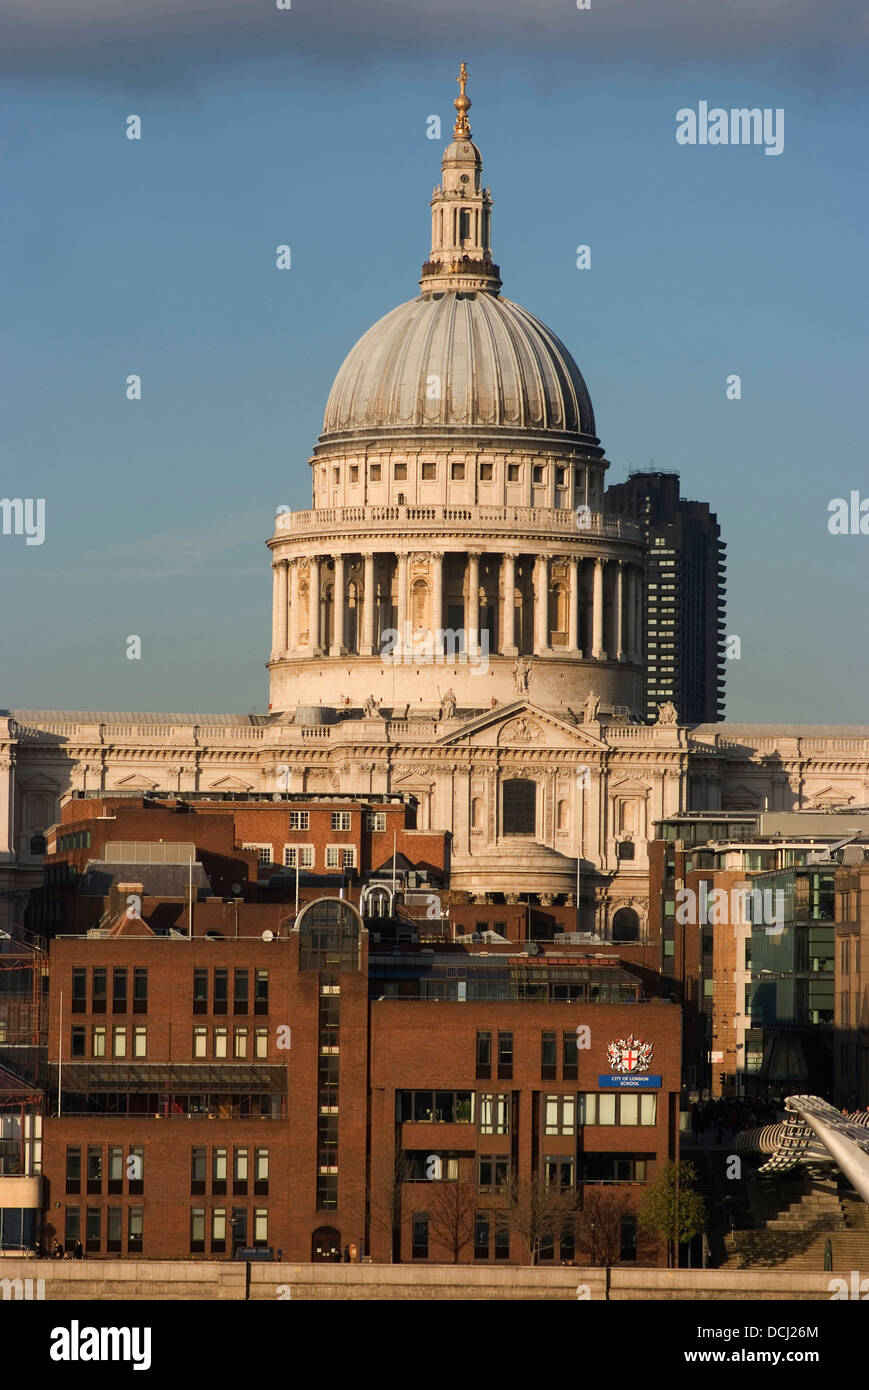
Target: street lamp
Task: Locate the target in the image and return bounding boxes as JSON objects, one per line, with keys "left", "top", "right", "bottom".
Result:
{"left": 590, "top": 1220, "right": 597, "bottom": 1266}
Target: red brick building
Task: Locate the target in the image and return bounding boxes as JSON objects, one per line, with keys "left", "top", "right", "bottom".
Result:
{"left": 41, "top": 900, "right": 680, "bottom": 1264}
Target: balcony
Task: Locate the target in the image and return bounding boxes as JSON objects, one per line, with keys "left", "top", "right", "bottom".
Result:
{"left": 275, "top": 504, "right": 643, "bottom": 544}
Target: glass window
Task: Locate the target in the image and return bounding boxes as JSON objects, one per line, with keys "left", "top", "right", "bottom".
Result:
{"left": 412, "top": 1211, "right": 429, "bottom": 1259}
{"left": 193, "top": 968, "right": 208, "bottom": 1013}
{"left": 92, "top": 1026, "right": 106, "bottom": 1057}
{"left": 92, "top": 967, "right": 107, "bottom": 1013}
{"left": 255, "top": 1028, "right": 268, "bottom": 1059}
{"left": 107, "top": 1206, "right": 122, "bottom": 1251}
{"left": 254, "top": 1209, "right": 268, "bottom": 1245}
{"left": 254, "top": 970, "right": 269, "bottom": 1013}
{"left": 450, "top": 461, "right": 465, "bottom": 481}
{"left": 563, "top": 1030, "right": 578, "bottom": 1081}
{"left": 190, "top": 1208, "right": 205, "bottom": 1252}
{"left": 113, "top": 1026, "right": 126, "bottom": 1058}
{"left": 65, "top": 1146, "right": 81, "bottom": 1194}
{"left": 474, "top": 1213, "right": 489, "bottom": 1260}
{"left": 128, "top": 1206, "right": 143, "bottom": 1252}
{"left": 478, "top": 1094, "right": 509, "bottom": 1135}
{"left": 213, "top": 1148, "right": 228, "bottom": 1193}
{"left": 72, "top": 967, "right": 86, "bottom": 1012}
{"left": 476, "top": 1030, "right": 492, "bottom": 1079}
{"left": 71, "top": 1026, "right": 86, "bottom": 1058}
{"left": 133, "top": 968, "right": 148, "bottom": 1013}
{"left": 113, "top": 968, "right": 127, "bottom": 1013}
{"left": 289, "top": 810, "right": 309, "bottom": 830}
{"left": 133, "top": 1026, "right": 147, "bottom": 1058}
{"left": 640, "top": 1094, "right": 657, "bottom": 1125}
{"left": 507, "top": 463, "right": 520, "bottom": 482}
{"left": 541, "top": 1031, "right": 557, "bottom": 1080}
{"left": 598, "top": 1094, "right": 617, "bottom": 1125}
{"left": 193, "top": 1027, "right": 207, "bottom": 1058}
{"left": 421, "top": 462, "right": 436, "bottom": 481}
{"left": 620, "top": 1093, "right": 639, "bottom": 1125}
{"left": 497, "top": 1031, "right": 513, "bottom": 1080}
{"left": 234, "top": 1027, "right": 248, "bottom": 1059}
{"left": 128, "top": 1147, "right": 144, "bottom": 1193}
{"left": 213, "top": 969, "right": 228, "bottom": 1014}
{"left": 214, "top": 1026, "right": 228, "bottom": 1058}
{"left": 108, "top": 1146, "right": 123, "bottom": 1192}
{"left": 85, "top": 1207, "right": 101, "bottom": 1252}
{"left": 211, "top": 1208, "right": 226, "bottom": 1251}
{"left": 234, "top": 970, "right": 249, "bottom": 1014}
{"left": 65, "top": 1206, "right": 80, "bottom": 1245}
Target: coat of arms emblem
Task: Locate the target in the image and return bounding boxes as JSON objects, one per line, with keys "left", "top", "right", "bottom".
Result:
{"left": 606, "top": 1035, "right": 653, "bottom": 1074}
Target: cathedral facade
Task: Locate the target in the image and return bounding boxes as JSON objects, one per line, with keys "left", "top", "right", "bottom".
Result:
{"left": 2, "top": 69, "right": 869, "bottom": 936}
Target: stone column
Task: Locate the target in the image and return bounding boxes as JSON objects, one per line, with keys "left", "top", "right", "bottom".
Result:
{"left": 616, "top": 560, "right": 625, "bottom": 662}
{"left": 276, "top": 559, "right": 289, "bottom": 657}
{"left": 567, "top": 555, "right": 579, "bottom": 654}
{"left": 396, "top": 553, "right": 408, "bottom": 654}
{"left": 500, "top": 553, "right": 518, "bottom": 656}
{"left": 361, "top": 553, "right": 375, "bottom": 655}
{"left": 592, "top": 557, "right": 605, "bottom": 660}
{"left": 534, "top": 554, "right": 549, "bottom": 653}
{"left": 309, "top": 556, "right": 322, "bottom": 653}
{"left": 467, "top": 551, "right": 480, "bottom": 657}
{"left": 330, "top": 552, "right": 345, "bottom": 655}
{"left": 431, "top": 551, "right": 444, "bottom": 656}
{"left": 270, "top": 561, "right": 280, "bottom": 659}
{"left": 289, "top": 559, "right": 300, "bottom": 653}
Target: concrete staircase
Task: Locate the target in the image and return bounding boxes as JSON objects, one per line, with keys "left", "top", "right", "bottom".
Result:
{"left": 724, "top": 1178, "right": 869, "bottom": 1270}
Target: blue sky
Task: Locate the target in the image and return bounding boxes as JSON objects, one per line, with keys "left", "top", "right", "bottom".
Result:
{"left": 1, "top": 2, "right": 867, "bottom": 721}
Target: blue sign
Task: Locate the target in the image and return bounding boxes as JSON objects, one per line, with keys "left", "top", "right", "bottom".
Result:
{"left": 598, "top": 1074, "right": 661, "bottom": 1089}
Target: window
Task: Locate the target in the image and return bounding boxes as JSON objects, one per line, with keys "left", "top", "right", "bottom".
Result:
{"left": 577, "top": 1092, "right": 657, "bottom": 1125}
{"left": 507, "top": 463, "right": 520, "bottom": 482}
{"left": 71, "top": 1026, "right": 85, "bottom": 1058}
{"left": 478, "top": 1155, "right": 509, "bottom": 1190}
{"left": 190, "top": 1208, "right": 205, "bottom": 1254}
{"left": 113, "top": 1026, "right": 126, "bottom": 1058}
{"left": 255, "top": 1149, "right": 269, "bottom": 1195}
{"left": 497, "top": 1031, "right": 513, "bottom": 1080}
{"left": 133, "top": 1026, "right": 147, "bottom": 1058}
{"left": 476, "top": 1030, "right": 492, "bottom": 1080}
{"left": 133, "top": 968, "right": 148, "bottom": 1014}
{"left": 244, "top": 843, "right": 272, "bottom": 866}
{"left": 234, "top": 970, "right": 249, "bottom": 1015}
{"left": 326, "top": 846, "right": 356, "bottom": 869}
{"left": 495, "top": 1222, "right": 510, "bottom": 1261}
{"left": 234, "top": 1148, "right": 249, "bottom": 1195}
{"left": 128, "top": 1147, "right": 144, "bottom": 1194}
{"left": 544, "top": 1155, "right": 575, "bottom": 1188}
{"left": 85, "top": 1206, "right": 101, "bottom": 1253}
{"left": 331, "top": 811, "right": 352, "bottom": 831}
{"left": 255, "top": 970, "right": 269, "bottom": 1014}
{"left": 289, "top": 810, "right": 309, "bottom": 830}
{"left": 474, "top": 1213, "right": 489, "bottom": 1261}
{"left": 72, "top": 967, "right": 86, "bottom": 1013}
{"left": 366, "top": 812, "right": 387, "bottom": 831}
{"left": 478, "top": 1094, "right": 510, "bottom": 1135}
{"left": 231, "top": 1208, "right": 247, "bottom": 1249}
{"left": 502, "top": 779, "right": 536, "bottom": 835}
{"left": 255, "top": 1028, "right": 268, "bottom": 1059}
{"left": 450, "top": 461, "right": 465, "bottom": 480}
{"left": 193, "top": 1026, "right": 207, "bottom": 1058}
{"left": 214, "top": 1026, "right": 228, "bottom": 1058}
{"left": 92, "top": 1026, "right": 106, "bottom": 1057}
{"left": 317, "top": 1175, "right": 338, "bottom": 1210}
{"left": 213, "top": 1148, "right": 228, "bottom": 1196}
{"left": 412, "top": 1211, "right": 429, "bottom": 1259}
{"left": 332, "top": 466, "right": 340, "bottom": 484}
{"left": 193, "top": 968, "right": 208, "bottom": 1014}
{"left": 582, "top": 1153, "right": 650, "bottom": 1183}
{"left": 191, "top": 1147, "right": 207, "bottom": 1195}
{"left": 113, "top": 968, "right": 127, "bottom": 1014}
{"left": 541, "top": 1031, "right": 557, "bottom": 1080}
{"left": 284, "top": 845, "right": 314, "bottom": 868}
{"left": 421, "top": 462, "right": 436, "bottom": 480}
{"left": 234, "top": 1027, "right": 248, "bottom": 1059}
{"left": 370, "top": 463, "right": 382, "bottom": 482}
{"left": 556, "top": 466, "right": 566, "bottom": 485}
{"left": 211, "top": 1208, "right": 227, "bottom": 1255}
{"left": 66, "top": 1146, "right": 81, "bottom": 1195}
{"left": 128, "top": 1206, "right": 143, "bottom": 1253}
{"left": 92, "top": 967, "right": 107, "bottom": 1013}
{"left": 479, "top": 462, "right": 493, "bottom": 481}
{"left": 65, "top": 1206, "right": 80, "bottom": 1247}
{"left": 532, "top": 465, "right": 545, "bottom": 485}
{"left": 563, "top": 1030, "right": 578, "bottom": 1081}
{"left": 396, "top": 1091, "right": 474, "bottom": 1124}
{"left": 544, "top": 1094, "right": 575, "bottom": 1136}
{"left": 108, "top": 1146, "right": 124, "bottom": 1194}
{"left": 349, "top": 464, "right": 359, "bottom": 484}
{"left": 85, "top": 1146, "right": 102, "bottom": 1194}
{"left": 254, "top": 1209, "right": 269, "bottom": 1247}
{"left": 213, "top": 969, "right": 228, "bottom": 1015}
{"left": 393, "top": 462, "right": 407, "bottom": 481}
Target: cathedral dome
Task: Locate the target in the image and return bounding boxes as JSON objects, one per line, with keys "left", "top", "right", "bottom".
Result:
{"left": 321, "top": 290, "right": 597, "bottom": 442}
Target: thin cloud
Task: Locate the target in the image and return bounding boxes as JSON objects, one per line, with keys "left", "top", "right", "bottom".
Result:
{"left": 0, "top": 0, "right": 865, "bottom": 78}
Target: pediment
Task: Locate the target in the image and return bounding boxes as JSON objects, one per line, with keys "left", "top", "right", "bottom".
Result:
{"left": 807, "top": 784, "right": 852, "bottom": 806}
{"left": 112, "top": 772, "right": 161, "bottom": 790}
{"left": 18, "top": 774, "right": 62, "bottom": 792}
{"left": 434, "top": 701, "right": 607, "bottom": 752}
{"left": 609, "top": 776, "right": 652, "bottom": 795}
{"left": 206, "top": 775, "right": 254, "bottom": 791}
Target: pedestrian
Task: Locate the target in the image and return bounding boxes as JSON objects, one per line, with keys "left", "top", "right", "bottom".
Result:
{"left": 343, "top": 1245, "right": 351, "bottom": 1263}
{"left": 34, "top": 1240, "right": 43, "bottom": 1259}
{"left": 53, "top": 1240, "right": 64, "bottom": 1260}
{"left": 74, "top": 1240, "right": 83, "bottom": 1260}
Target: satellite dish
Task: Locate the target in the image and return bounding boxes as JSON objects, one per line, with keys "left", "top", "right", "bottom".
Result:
{"left": 272, "top": 793, "right": 282, "bottom": 802}
{"left": 262, "top": 930, "right": 274, "bottom": 943}
{"left": 231, "top": 884, "right": 242, "bottom": 895}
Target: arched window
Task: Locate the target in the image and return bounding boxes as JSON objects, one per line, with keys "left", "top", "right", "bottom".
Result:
{"left": 502, "top": 779, "right": 536, "bottom": 836}
{"left": 557, "top": 799, "right": 569, "bottom": 832}
{"left": 411, "top": 579, "right": 428, "bottom": 631}
{"left": 612, "top": 907, "right": 640, "bottom": 942}
{"left": 471, "top": 797, "right": 483, "bottom": 830}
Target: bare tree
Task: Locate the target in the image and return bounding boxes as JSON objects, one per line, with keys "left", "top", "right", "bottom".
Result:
{"left": 575, "top": 1186, "right": 635, "bottom": 1265}
{"left": 427, "top": 1179, "right": 478, "bottom": 1263}
{"left": 366, "top": 1151, "right": 414, "bottom": 1262}
{"left": 507, "top": 1176, "right": 579, "bottom": 1265}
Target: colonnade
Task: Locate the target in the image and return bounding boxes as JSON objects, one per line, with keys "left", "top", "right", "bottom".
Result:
{"left": 270, "top": 549, "right": 643, "bottom": 663}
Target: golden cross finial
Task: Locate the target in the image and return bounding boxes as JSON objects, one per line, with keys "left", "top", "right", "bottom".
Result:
{"left": 453, "top": 61, "right": 471, "bottom": 139}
